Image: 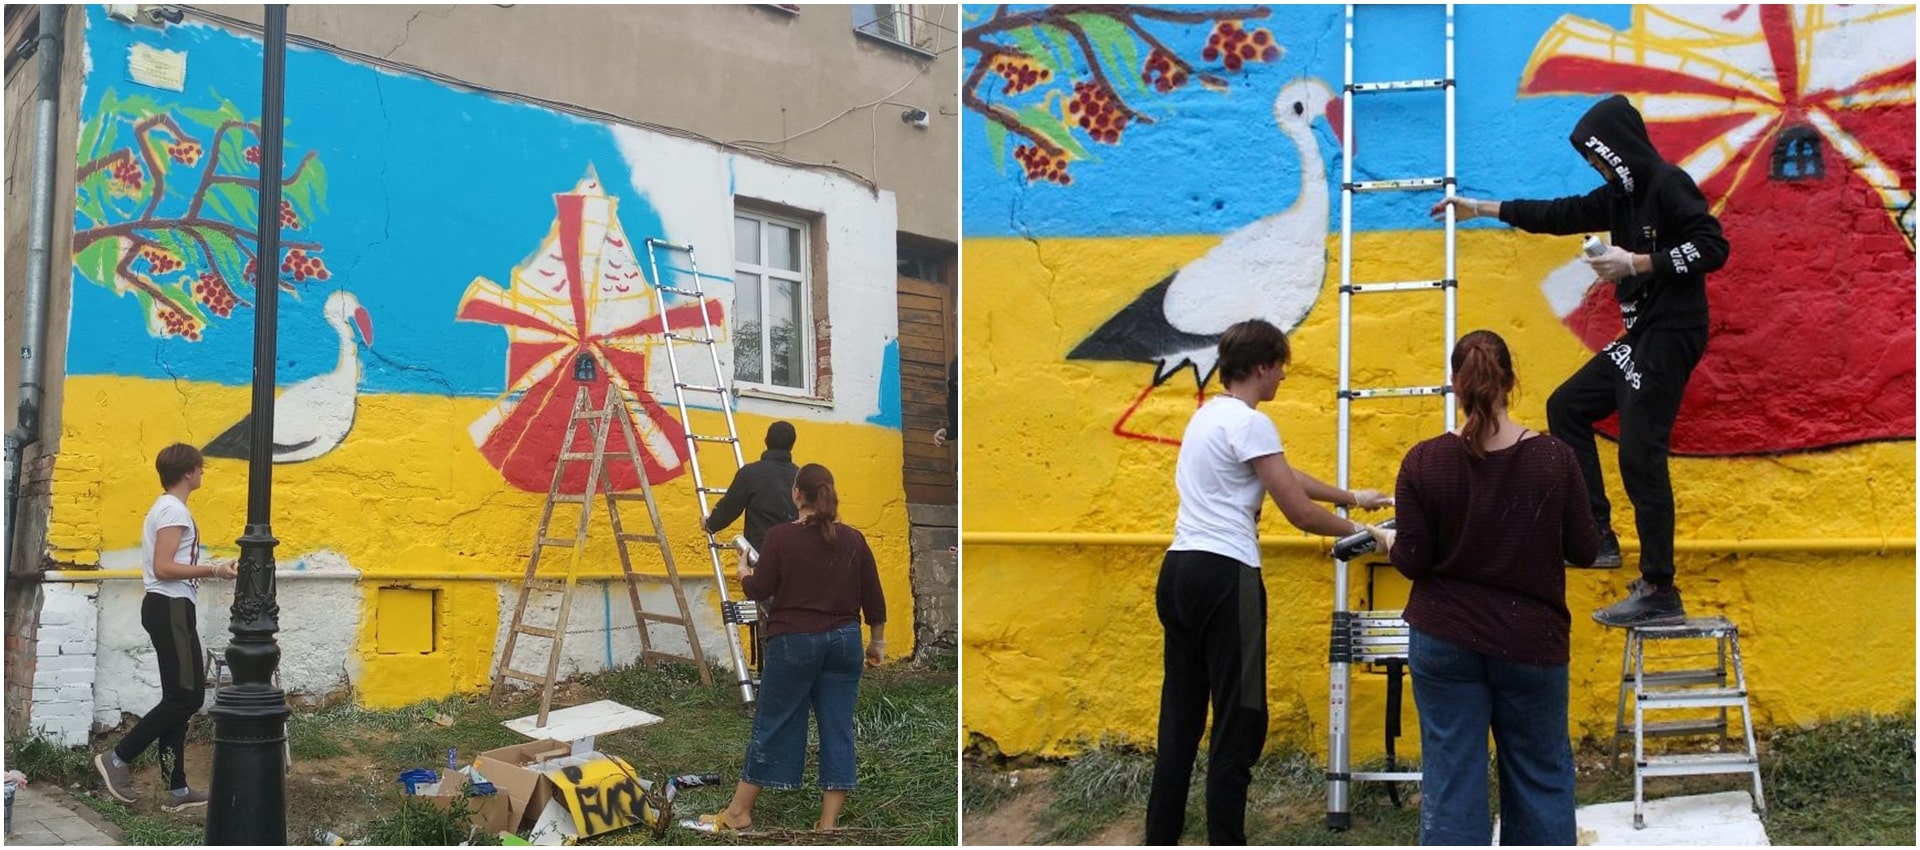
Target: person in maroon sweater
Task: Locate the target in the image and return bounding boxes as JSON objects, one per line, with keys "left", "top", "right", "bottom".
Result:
{"left": 685, "top": 463, "right": 886, "bottom": 835}
{"left": 1371, "top": 330, "right": 1600, "bottom": 846}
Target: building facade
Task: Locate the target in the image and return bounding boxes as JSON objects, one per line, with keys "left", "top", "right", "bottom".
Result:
{"left": 4, "top": 4, "right": 958, "bottom": 744}
{"left": 959, "top": 3, "right": 1914, "bottom": 758}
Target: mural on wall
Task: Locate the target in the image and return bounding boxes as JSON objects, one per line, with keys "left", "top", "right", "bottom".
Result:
{"left": 456, "top": 168, "right": 722, "bottom": 492}
{"left": 202, "top": 290, "right": 373, "bottom": 462}
{"left": 73, "top": 88, "right": 330, "bottom": 341}
{"left": 964, "top": 5, "right": 1333, "bottom": 444}
{"left": 1519, "top": 5, "right": 1915, "bottom": 455}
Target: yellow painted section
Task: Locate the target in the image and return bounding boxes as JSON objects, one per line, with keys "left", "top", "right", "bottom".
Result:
{"left": 960, "top": 232, "right": 1917, "bottom": 759}
{"left": 374, "top": 587, "right": 439, "bottom": 654}
{"left": 50, "top": 377, "right": 917, "bottom": 708}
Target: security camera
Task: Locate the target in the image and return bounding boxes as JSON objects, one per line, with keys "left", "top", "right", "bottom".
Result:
{"left": 900, "top": 108, "right": 930, "bottom": 129}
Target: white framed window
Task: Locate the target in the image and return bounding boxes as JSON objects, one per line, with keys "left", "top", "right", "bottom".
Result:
{"left": 854, "top": 4, "right": 928, "bottom": 50}
{"left": 732, "top": 211, "right": 811, "bottom": 393}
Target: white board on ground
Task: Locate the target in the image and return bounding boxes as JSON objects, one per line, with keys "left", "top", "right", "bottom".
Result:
{"left": 1497, "top": 790, "right": 1768, "bottom": 846}
{"left": 504, "top": 699, "right": 663, "bottom": 745}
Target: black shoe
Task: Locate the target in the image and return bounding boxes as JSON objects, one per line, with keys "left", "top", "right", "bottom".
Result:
{"left": 1592, "top": 579, "right": 1686, "bottom": 628}
{"left": 1569, "top": 529, "right": 1623, "bottom": 569}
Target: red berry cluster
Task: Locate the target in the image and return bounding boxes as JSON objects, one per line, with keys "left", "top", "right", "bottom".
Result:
{"left": 243, "top": 257, "right": 259, "bottom": 285}
{"left": 192, "top": 272, "right": 239, "bottom": 318}
{"left": 281, "top": 248, "right": 330, "bottom": 282}
{"left": 1203, "top": 21, "right": 1279, "bottom": 70}
{"left": 109, "top": 158, "right": 145, "bottom": 194}
{"left": 166, "top": 140, "right": 203, "bottom": 166}
{"left": 280, "top": 200, "right": 301, "bottom": 230}
{"left": 244, "top": 145, "right": 262, "bottom": 165}
{"left": 1066, "top": 81, "right": 1128, "bottom": 144}
{"left": 138, "top": 245, "right": 183, "bottom": 274}
{"left": 991, "top": 54, "right": 1051, "bottom": 95}
{"left": 1014, "top": 144, "right": 1071, "bottom": 185}
{"left": 1140, "top": 49, "right": 1190, "bottom": 93}
{"left": 157, "top": 307, "right": 203, "bottom": 341}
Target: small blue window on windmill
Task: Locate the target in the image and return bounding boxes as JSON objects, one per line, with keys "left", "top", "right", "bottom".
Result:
{"left": 1770, "top": 126, "right": 1824, "bottom": 181}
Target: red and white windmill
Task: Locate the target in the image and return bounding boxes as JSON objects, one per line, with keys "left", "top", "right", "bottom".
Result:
{"left": 1521, "top": 4, "right": 1915, "bottom": 455}
{"left": 457, "top": 167, "right": 724, "bottom": 491}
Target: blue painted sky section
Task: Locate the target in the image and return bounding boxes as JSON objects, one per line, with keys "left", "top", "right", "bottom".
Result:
{"left": 865, "top": 338, "right": 903, "bottom": 429}
{"left": 71, "top": 7, "right": 671, "bottom": 397}
{"left": 961, "top": 4, "right": 1635, "bottom": 238}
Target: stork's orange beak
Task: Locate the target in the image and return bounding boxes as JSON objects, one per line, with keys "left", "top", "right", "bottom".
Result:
{"left": 1326, "top": 98, "right": 1347, "bottom": 150}
{"left": 353, "top": 306, "right": 374, "bottom": 347}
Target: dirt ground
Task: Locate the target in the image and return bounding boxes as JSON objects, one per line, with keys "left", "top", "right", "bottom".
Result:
{"left": 102, "top": 730, "right": 402, "bottom": 842}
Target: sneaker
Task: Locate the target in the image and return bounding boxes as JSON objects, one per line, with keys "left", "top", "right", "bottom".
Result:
{"left": 1592, "top": 579, "right": 1686, "bottom": 628}
{"left": 93, "top": 752, "right": 137, "bottom": 803}
{"left": 1570, "top": 529, "right": 1623, "bottom": 569}
{"left": 162, "top": 787, "right": 209, "bottom": 813}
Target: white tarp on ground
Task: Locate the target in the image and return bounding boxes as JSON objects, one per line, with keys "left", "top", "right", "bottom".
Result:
{"left": 1498, "top": 790, "right": 1769, "bottom": 846}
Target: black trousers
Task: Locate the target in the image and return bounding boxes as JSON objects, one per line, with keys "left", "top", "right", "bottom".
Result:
{"left": 114, "top": 593, "right": 205, "bottom": 790}
{"left": 1145, "top": 550, "right": 1267, "bottom": 845}
{"left": 1547, "top": 328, "right": 1706, "bottom": 586}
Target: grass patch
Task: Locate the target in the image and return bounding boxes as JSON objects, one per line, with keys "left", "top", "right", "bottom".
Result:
{"left": 73, "top": 795, "right": 202, "bottom": 845}
{"left": 967, "top": 710, "right": 1919, "bottom": 846}
{"left": 6, "top": 735, "right": 93, "bottom": 786}
{"left": 1763, "top": 707, "right": 1915, "bottom": 846}
{"left": 363, "top": 793, "right": 502, "bottom": 846}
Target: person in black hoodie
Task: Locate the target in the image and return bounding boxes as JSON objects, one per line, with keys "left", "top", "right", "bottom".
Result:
{"left": 1430, "top": 94, "right": 1727, "bottom": 628}
{"left": 705, "top": 421, "right": 801, "bottom": 552}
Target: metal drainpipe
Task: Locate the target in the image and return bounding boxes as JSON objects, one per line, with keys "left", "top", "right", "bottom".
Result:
{"left": 6, "top": 5, "right": 65, "bottom": 575}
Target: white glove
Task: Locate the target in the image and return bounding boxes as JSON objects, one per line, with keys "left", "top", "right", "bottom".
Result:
{"left": 1584, "top": 245, "right": 1637, "bottom": 281}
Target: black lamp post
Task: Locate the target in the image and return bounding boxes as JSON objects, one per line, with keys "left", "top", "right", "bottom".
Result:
{"left": 205, "top": 5, "right": 290, "bottom": 843}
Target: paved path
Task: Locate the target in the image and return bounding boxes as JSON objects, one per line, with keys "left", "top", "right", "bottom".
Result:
{"left": 7, "top": 784, "right": 121, "bottom": 846}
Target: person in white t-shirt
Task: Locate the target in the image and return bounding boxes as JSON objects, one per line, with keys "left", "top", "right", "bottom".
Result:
{"left": 94, "top": 443, "right": 235, "bottom": 811}
{"left": 1145, "top": 319, "right": 1394, "bottom": 846}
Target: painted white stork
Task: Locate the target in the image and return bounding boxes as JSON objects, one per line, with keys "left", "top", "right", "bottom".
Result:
{"left": 204, "top": 290, "right": 373, "bottom": 463}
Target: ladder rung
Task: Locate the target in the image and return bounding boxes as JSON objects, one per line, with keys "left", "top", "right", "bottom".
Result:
{"left": 709, "top": 541, "right": 733, "bottom": 550}
{"left": 615, "top": 533, "right": 658, "bottom": 543}
{"left": 664, "top": 333, "right": 715, "bottom": 344}
{"left": 537, "top": 537, "right": 578, "bottom": 548}
{"left": 560, "top": 451, "right": 630, "bottom": 461}
{"left": 1639, "top": 687, "right": 1747, "bottom": 708}
{"left": 675, "top": 383, "right": 727, "bottom": 394}
{"left": 697, "top": 486, "right": 728, "bottom": 495}
{"left": 1343, "top": 280, "right": 1453, "bottom": 294}
{"left": 646, "top": 238, "right": 693, "bottom": 252}
{"left": 637, "top": 612, "right": 688, "bottom": 626}
{"left": 1637, "top": 753, "right": 1758, "bottom": 777}
{"left": 1632, "top": 669, "right": 1725, "bottom": 688}
{"left": 573, "top": 410, "right": 611, "bottom": 420}
{"left": 1349, "top": 770, "right": 1422, "bottom": 782}
{"left": 624, "top": 573, "right": 670, "bottom": 584}
{"left": 1348, "top": 177, "right": 1449, "bottom": 193}
{"left": 658, "top": 285, "right": 703, "bottom": 298}
{"left": 1623, "top": 718, "right": 1728, "bottom": 738}
{"left": 550, "top": 494, "right": 588, "bottom": 504}
{"left": 687, "top": 434, "right": 738, "bottom": 443}
{"left": 1344, "top": 387, "right": 1443, "bottom": 401}
{"left": 642, "top": 650, "right": 699, "bottom": 666}
{"left": 500, "top": 668, "right": 547, "bottom": 684}
{"left": 514, "top": 624, "right": 558, "bottom": 639}
{"left": 1349, "top": 78, "right": 1450, "bottom": 93}
{"left": 525, "top": 578, "right": 569, "bottom": 593}
{"left": 1632, "top": 618, "right": 1739, "bottom": 638}
{"left": 607, "top": 492, "right": 650, "bottom": 501}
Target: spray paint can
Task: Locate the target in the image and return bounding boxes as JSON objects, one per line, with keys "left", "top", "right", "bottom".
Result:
{"left": 313, "top": 829, "right": 348, "bottom": 845}
{"left": 1582, "top": 234, "right": 1606, "bottom": 257}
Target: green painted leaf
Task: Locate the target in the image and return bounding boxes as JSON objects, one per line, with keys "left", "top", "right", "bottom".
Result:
{"left": 1071, "top": 14, "right": 1144, "bottom": 96}
{"left": 1008, "top": 29, "right": 1060, "bottom": 75}
{"left": 152, "top": 229, "right": 200, "bottom": 271}
{"left": 1038, "top": 25, "right": 1079, "bottom": 75}
{"left": 74, "top": 239, "right": 120, "bottom": 288}
{"left": 207, "top": 183, "right": 258, "bottom": 230}
{"left": 1016, "top": 106, "right": 1090, "bottom": 160}
{"left": 986, "top": 120, "right": 1007, "bottom": 175}
{"left": 177, "top": 106, "right": 230, "bottom": 132}
{"left": 192, "top": 226, "right": 247, "bottom": 286}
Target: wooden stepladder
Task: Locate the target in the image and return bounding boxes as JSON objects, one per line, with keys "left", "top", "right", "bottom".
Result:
{"left": 492, "top": 384, "right": 712, "bottom": 727}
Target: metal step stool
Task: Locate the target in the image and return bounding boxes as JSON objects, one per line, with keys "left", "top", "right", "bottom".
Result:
{"left": 1612, "top": 616, "right": 1765, "bottom": 829}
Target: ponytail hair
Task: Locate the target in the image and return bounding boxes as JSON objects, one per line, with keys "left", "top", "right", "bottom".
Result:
{"left": 1450, "top": 330, "right": 1517, "bottom": 459}
{"left": 795, "top": 463, "right": 839, "bottom": 545}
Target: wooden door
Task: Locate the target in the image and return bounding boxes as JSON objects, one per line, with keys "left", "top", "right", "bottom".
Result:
{"left": 897, "top": 275, "right": 955, "bottom": 505}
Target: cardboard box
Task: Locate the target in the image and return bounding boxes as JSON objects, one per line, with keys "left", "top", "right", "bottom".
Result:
{"left": 474, "top": 739, "right": 572, "bottom": 831}
{"left": 418, "top": 769, "right": 516, "bottom": 834}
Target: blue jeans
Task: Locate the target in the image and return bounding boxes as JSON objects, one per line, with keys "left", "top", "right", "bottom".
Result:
{"left": 1409, "top": 628, "right": 1576, "bottom": 846}
{"left": 742, "top": 620, "right": 864, "bottom": 790}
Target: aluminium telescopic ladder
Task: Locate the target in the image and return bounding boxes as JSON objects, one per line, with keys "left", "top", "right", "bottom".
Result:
{"left": 641, "top": 238, "right": 760, "bottom": 709}
{"left": 1326, "top": 3, "right": 1458, "bottom": 830}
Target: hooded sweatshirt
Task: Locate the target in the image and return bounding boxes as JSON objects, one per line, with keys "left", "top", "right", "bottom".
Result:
{"left": 703, "top": 448, "right": 799, "bottom": 550}
{"left": 1498, "top": 95, "right": 1729, "bottom": 337}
